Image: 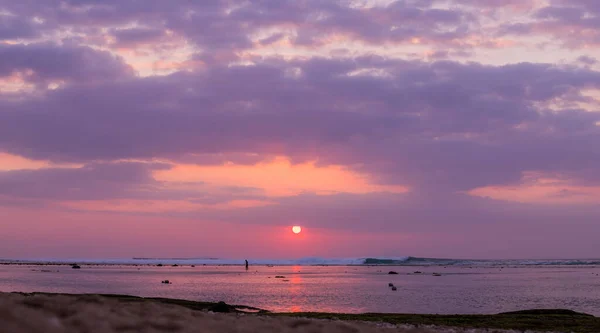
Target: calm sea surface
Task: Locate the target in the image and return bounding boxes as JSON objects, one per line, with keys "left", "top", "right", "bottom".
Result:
{"left": 1, "top": 264, "right": 600, "bottom": 315}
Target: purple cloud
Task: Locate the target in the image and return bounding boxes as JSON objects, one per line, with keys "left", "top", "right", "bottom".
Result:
{"left": 0, "top": 161, "right": 264, "bottom": 204}
{"left": 536, "top": 6, "right": 585, "bottom": 21}
{"left": 110, "top": 27, "right": 167, "bottom": 47}
{"left": 578, "top": 55, "right": 598, "bottom": 65}
{"left": 0, "top": 162, "right": 164, "bottom": 201}
{"left": 0, "top": 14, "right": 42, "bottom": 40}
{"left": 0, "top": 57, "right": 599, "bottom": 194}
{"left": 494, "top": 1, "right": 600, "bottom": 47}
{"left": 0, "top": 43, "right": 133, "bottom": 84}
{"left": 0, "top": 0, "right": 482, "bottom": 55}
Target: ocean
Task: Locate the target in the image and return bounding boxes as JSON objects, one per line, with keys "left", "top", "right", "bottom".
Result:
{"left": 4, "top": 256, "right": 600, "bottom": 266}
{"left": 1, "top": 257, "right": 600, "bottom": 315}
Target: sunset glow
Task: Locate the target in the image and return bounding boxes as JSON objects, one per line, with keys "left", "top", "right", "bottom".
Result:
{"left": 153, "top": 157, "right": 408, "bottom": 197}
{"left": 1, "top": 0, "right": 600, "bottom": 260}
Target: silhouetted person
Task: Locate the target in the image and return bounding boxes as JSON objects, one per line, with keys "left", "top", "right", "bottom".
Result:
{"left": 245, "top": 260, "right": 249, "bottom": 270}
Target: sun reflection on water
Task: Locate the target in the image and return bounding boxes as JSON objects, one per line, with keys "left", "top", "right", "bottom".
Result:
{"left": 287, "top": 266, "right": 303, "bottom": 312}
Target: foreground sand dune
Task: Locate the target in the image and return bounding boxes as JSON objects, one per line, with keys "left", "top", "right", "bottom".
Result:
{"left": 0, "top": 292, "right": 546, "bottom": 333}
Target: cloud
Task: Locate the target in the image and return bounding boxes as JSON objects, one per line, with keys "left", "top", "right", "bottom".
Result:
{"left": 578, "top": 55, "right": 598, "bottom": 65}
{"left": 494, "top": 1, "right": 600, "bottom": 48}
{"left": 109, "top": 27, "right": 168, "bottom": 47}
{"left": 1, "top": 56, "right": 599, "bottom": 195}
{"left": 0, "top": 0, "right": 482, "bottom": 55}
{"left": 0, "top": 160, "right": 281, "bottom": 214}
{"left": 153, "top": 157, "right": 407, "bottom": 197}
{"left": 0, "top": 162, "right": 167, "bottom": 201}
{"left": 0, "top": 14, "right": 43, "bottom": 40}
{"left": 0, "top": 42, "right": 133, "bottom": 85}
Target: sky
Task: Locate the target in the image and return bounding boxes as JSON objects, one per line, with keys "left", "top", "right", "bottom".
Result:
{"left": 1, "top": 0, "right": 600, "bottom": 260}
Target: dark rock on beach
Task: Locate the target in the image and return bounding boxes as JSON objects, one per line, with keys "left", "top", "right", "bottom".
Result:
{"left": 209, "top": 301, "right": 232, "bottom": 313}
{"left": 388, "top": 271, "right": 398, "bottom": 275}
{"left": 499, "top": 309, "right": 594, "bottom": 316}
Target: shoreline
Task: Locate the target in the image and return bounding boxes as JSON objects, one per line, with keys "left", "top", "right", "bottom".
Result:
{"left": 3, "top": 256, "right": 600, "bottom": 268}
{"left": 1, "top": 292, "right": 598, "bottom": 332}
{"left": 4, "top": 262, "right": 600, "bottom": 269}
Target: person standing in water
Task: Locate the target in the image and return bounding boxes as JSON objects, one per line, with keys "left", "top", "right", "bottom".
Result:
{"left": 245, "top": 259, "right": 249, "bottom": 270}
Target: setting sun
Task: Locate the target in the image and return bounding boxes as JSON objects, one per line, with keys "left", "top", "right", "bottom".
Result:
{"left": 292, "top": 226, "right": 302, "bottom": 234}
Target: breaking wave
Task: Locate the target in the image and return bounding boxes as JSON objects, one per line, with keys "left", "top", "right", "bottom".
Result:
{"left": 3, "top": 256, "right": 600, "bottom": 266}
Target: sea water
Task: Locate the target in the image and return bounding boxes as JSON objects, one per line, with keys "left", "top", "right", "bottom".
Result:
{"left": 1, "top": 261, "right": 600, "bottom": 315}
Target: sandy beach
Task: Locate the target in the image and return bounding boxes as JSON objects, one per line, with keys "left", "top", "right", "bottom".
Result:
{"left": 0, "top": 292, "right": 574, "bottom": 333}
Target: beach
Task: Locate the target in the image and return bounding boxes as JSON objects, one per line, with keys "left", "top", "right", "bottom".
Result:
{"left": 2, "top": 292, "right": 593, "bottom": 333}
{"left": 0, "top": 292, "right": 466, "bottom": 333}
{"left": 2, "top": 263, "right": 599, "bottom": 315}
{"left": 2, "top": 263, "right": 600, "bottom": 332}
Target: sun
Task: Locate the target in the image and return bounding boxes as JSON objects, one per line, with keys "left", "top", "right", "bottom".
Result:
{"left": 292, "top": 226, "right": 302, "bottom": 234}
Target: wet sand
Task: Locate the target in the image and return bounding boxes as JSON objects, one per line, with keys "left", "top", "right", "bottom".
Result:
{"left": 0, "top": 292, "right": 557, "bottom": 333}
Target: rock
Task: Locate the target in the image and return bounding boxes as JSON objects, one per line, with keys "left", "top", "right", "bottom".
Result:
{"left": 388, "top": 271, "right": 398, "bottom": 275}
{"left": 161, "top": 280, "right": 171, "bottom": 284}
{"left": 391, "top": 286, "right": 397, "bottom": 291}
{"left": 157, "top": 264, "right": 163, "bottom": 267}
{"left": 274, "top": 275, "right": 285, "bottom": 278}
{"left": 71, "top": 265, "right": 81, "bottom": 269}
{"left": 191, "top": 265, "right": 195, "bottom": 267}
{"left": 209, "top": 301, "right": 232, "bottom": 313}
{"left": 432, "top": 273, "right": 441, "bottom": 276}
{"left": 172, "top": 264, "right": 178, "bottom": 267}
{"left": 413, "top": 271, "right": 422, "bottom": 274}
{"left": 500, "top": 309, "right": 593, "bottom": 316}
{"left": 388, "top": 283, "right": 394, "bottom": 287}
